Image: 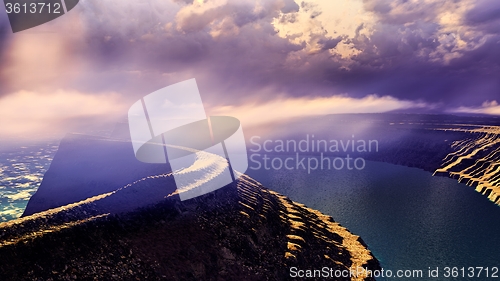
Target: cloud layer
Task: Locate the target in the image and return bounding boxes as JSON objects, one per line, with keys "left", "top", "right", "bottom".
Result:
{"left": 1, "top": 0, "right": 499, "bottom": 140}
{"left": 67, "top": 0, "right": 499, "bottom": 107}
{"left": 209, "top": 94, "right": 428, "bottom": 126}
{"left": 451, "top": 100, "right": 500, "bottom": 115}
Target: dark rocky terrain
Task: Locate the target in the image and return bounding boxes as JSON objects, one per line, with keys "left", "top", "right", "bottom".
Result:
{"left": 0, "top": 130, "right": 379, "bottom": 280}
{"left": 0, "top": 175, "right": 379, "bottom": 280}
{"left": 8, "top": 113, "right": 499, "bottom": 280}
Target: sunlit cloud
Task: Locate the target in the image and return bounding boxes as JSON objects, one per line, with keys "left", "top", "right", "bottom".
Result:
{"left": 0, "top": 11, "right": 87, "bottom": 94}
{"left": 209, "top": 94, "right": 429, "bottom": 126}
{"left": 451, "top": 100, "right": 500, "bottom": 115}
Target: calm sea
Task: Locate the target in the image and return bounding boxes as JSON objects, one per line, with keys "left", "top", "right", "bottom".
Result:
{"left": 246, "top": 157, "right": 500, "bottom": 281}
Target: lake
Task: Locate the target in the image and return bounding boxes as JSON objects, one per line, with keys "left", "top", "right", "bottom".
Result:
{"left": 246, "top": 157, "right": 500, "bottom": 280}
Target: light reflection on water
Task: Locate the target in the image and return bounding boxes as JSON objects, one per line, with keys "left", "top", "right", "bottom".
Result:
{"left": 0, "top": 143, "right": 58, "bottom": 221}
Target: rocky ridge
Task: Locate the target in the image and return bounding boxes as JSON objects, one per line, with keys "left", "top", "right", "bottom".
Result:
{"left": 0, "top": 174, "right": 379, "bottom": 280}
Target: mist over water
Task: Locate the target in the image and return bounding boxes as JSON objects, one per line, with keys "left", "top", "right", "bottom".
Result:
{"left": 247, "top": 157, "right": 500, "bottom": 280}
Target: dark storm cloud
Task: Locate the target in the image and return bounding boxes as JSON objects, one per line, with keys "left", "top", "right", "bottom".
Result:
{"left": 3, "top": 0, "right": 497, "bottom": 110}
{"left": 330, "top": 0, "right": 500, "bottom": 106}
{"left": 63, "top": 0, "right": 311, "bottom": 104}
{"left": 465, "top": 0, "right": 500, "bottom": 36}
{"left": 172, "top": 0, "right": 194, "bottom": 5}
{"left": 362, "top": 0, "right": 442, "bottom": 24}
{"left": 326, "top": 20, "right": 500, "bottom": 105}
{"left": 281, "top": 0, "right": 299, "bottom": 13}
{"left": 318, "top": 36, "right": 344, "bottom": 51}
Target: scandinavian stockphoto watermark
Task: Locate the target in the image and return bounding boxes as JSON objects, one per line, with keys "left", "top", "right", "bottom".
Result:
{"left": 249, "top": 135, "right": 379, "bottom": 173}
{"left": 290, "top": 266, "right": 500, "bottom": 279}
{"left": 290, "top": 266, "right": 424, "bottom": 279}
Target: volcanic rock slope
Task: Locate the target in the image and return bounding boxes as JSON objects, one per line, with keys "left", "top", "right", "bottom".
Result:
{"left": 0, "top": 174, "right": 379, "bottom": 280}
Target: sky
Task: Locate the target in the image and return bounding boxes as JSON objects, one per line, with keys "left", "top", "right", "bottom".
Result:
{"left": 0, "top": 0, "right": 500, "bottom": 140}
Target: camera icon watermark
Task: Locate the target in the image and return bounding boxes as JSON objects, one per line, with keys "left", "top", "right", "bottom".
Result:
{"left": 128, "top": 79, "right": 248, "bottom": 201}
